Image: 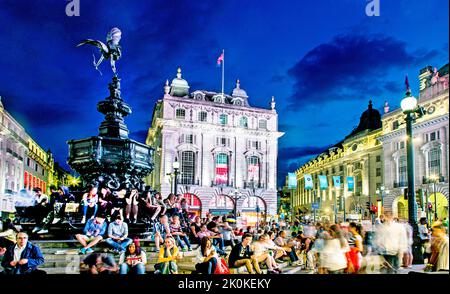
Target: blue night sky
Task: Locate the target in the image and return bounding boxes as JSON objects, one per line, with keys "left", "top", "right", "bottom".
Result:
{"left": 0, "top": 0, "right": 448, "bottom": 188}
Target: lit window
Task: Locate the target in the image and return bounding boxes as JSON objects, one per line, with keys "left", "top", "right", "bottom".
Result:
{"left": 240, "top": 117, "right": 248, "bottom": 128}
{"left": 215, "top": 153, "right": 229, "bottom": 185}
{"left": 428, "top": 148, "right": 441, "bottom": 177}
{"left": 219, "top": 114, "right": 228, "bottom": 125}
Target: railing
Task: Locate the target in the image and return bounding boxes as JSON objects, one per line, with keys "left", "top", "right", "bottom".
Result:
{"left": 178, "top": 179, "right": 200, "bottom": 186}
{"left": 394, "top": 181, "right": 408, "bottom": 188}
{"left": 211, "top": 180, "right": 234, "bottom": 188}
{"left": 420, "top": 77, "right": 449, "bottom": 101}
{"left": 243, "top": 181, "right": 266, "bottom": 189}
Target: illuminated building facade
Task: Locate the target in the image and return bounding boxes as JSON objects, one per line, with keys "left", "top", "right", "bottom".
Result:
{"left": 378, "top": 63, "right": 449, "bottom": 220}
{"left": 146, "top": 68, "right": 284, "bottom": 220}
{"left": 293, "top": 101, "right": 383, "bottom": 222}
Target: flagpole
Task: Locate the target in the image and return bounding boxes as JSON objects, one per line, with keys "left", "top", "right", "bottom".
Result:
{"left": 221, "top": 49, "right": 225, "bottom": 97}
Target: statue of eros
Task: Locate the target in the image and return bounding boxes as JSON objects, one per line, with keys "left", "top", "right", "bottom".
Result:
{"left": 77, "top": 27, "right": 122, "bottom": 75}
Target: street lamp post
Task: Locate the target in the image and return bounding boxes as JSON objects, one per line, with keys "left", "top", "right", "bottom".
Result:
{"left": 401, "top": 77, "right": 425, "bottom": 264}
{"left": 172, "top": 157, "right": 180, "bottom": 195}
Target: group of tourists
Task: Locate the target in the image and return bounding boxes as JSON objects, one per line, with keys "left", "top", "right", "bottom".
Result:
{"left": 1, "top": 184, "right": 448, "bottom": 275}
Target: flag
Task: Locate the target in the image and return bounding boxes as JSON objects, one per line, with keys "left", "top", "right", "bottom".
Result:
{"left": 332, "top": 176, "right": 341, "bottom": 188}
{"left": 217, "top": 52, "right": 224, "bottom": 66}
{"left": 288, "top": 173, "right": 297, "bottom": 189}
{"left": 347, "top": 176, "right": 354, "bottom": 191}
{"left": 318, "top": 175, "right": 328, "bottom": 190}
{"left": 304, "top": 174, "right": 313, "bottom": 190}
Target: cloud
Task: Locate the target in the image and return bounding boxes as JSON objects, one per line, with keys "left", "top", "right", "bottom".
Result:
{"left": 286, "top": 34, "right": 440, "bottom": 109}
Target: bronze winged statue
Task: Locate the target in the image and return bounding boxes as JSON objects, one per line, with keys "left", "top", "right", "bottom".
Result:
{"left": 77, "top": 27, "right": 122, "bottom": 75}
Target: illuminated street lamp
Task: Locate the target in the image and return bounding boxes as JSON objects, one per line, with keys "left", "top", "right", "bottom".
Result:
{"left": 400, "top": 76, "right": 426, "bottom": 264}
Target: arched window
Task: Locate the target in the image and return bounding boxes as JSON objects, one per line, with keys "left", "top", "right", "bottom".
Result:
{"left": 241, "top": 196, "right": 266, "bottom": 210}
{"left": 240, "top": 116, "right": 248, "bottom": 128}
{"left": 428, "top": 147, "right": 441, "bottom": 177}
{"left": 176, "top": 108, "right": 186, "bottom": 119}
{"left": 181, "top": 151, "right": 195, "bottom": 185}
{"left": 215, "top": 153, "right": 229, "bottom": 185}
{"left": 247, "top": 156, "right": 260, "bottom": 186}
{"left": 398, "top": 155, "right": 407, "bottom": 186}
{"left": 209, "top": 195, "right": 234, "bottom": 209}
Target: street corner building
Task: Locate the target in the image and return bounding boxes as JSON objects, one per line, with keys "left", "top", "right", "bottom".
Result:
{"left": 145, "top": 68, "right": 284, "bottom": 223}
{"left": 378, "top": 63, "right": 449, "bottom": 220}
{"left": 0, "top": 96, "right": 70, "bottom": 218}
{"left": 290, "top": 63, "right": 449, "bottom": 222}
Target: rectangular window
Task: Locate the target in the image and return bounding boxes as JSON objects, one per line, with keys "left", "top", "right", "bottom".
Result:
{"left": 376, "top": 155, "right": 381, "bottom": 162}
{"left": 27, "top": 158, "right": 30, "bottom": 166}
{"left": 400, "top": 141, "right": 405, "bottom": 149}
{"left": 376, "top": 168, "right": 381, "bottom": 177}
{"left": 198, "top": 111, "right": 207, "bottom": 122}
{"left": 181, "top": 151, "right": 195, "bottom": 185}
{"left": 392, "top": 120, "right": 399, "bottom": 130}
{"left": 176, "top": 108, "right": 186, "bottom": 119}
{"left": 430, "top": 132, "right": 436, "bottom": 141}
{"left": 215, "top": 154, "right": 229, "bottom": 185}
{"left": 219, "top": 114, "right": 228, "bottom": 125}
{"left": 185, "top": 134, "right": 194, "bottom": 144}
{"left": 339, "top": 165, "right": 344, "bottom": 172}
{"left": 258, "top": 119, "right": 267, "bottom": 130}
{"left": 35, "top": 163, "right": 38, "bottom": 172}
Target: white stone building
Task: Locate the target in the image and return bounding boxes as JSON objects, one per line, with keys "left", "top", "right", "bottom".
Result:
{"left": 146, "top": 68, "right": 284, "bottom": 222}
{"left": 378, "top": 63, "right": 449, "bottom": 220}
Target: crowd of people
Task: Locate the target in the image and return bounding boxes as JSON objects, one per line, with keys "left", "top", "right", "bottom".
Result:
{"left": 0, "top": 184, "right": 449, "bottom": 275}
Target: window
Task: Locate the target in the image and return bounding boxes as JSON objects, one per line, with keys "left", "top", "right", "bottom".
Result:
{"left": 240, "top": 117, "right": 248, "bottom": 128}
{"left": 180, "top": 134, "right": 196, "bottom": 144}
{"left": 332, "top": 167, "right": 336, "bottom": 174}
{"left": 428, "top": 147, "right": 441, "bottom": 177}
{"left": 198, "top": 111, "right": 207, "bottom": 122}
{"left": 249, "top": 140, "right": 261, "bottom": 150}
{"left": 27, "top": 158, "right": 30, "bottom": 166}
{"left": 392, "top": 120, "right": 399, "bottom": 130}
{"left": 247, "top": 156, "right": 260, "bottom": 185}
{"left": 376, "top": 168, "right": 381, "bottom": 177}
{"left": 216, "top": 137, "right": 230, "bottom": 147}
{"left": 215, "top": 153, "right": 229, "bottom": 185}
{"left": 176, "top": 108, "right": 186, "bottom": 119}
{"left": 181, "top": 151, "right": 195, "bottom": 185}
{"left": 35, "top": 163, "right": 38, "bottom": 172}
{"left": 219, "top": 114, "right": 228, "bottom": 125}
{"left": 396, "top": 141, "right": 405, "bottom": 150}
{"left": 376, "top": 155, "right": 381, "bottom": 162}
{"left": 398, "top": 155, "right": 407, "bottom": 186}
{"left": 185, "top": 134, "right": 194, "bottom": 144}
{"left": 258, "top": 119, "right": 267, "bottom": 130}
{"left": 426, "top": 131, "right": 440, "bottom": 143}
{"left": 339, "top": 165, "right": 344, "bottom": 172}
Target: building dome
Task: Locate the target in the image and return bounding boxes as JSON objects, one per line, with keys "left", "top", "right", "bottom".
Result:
{"left": 231, "top": 79, "right": 248, "bottom": 98}
{"left": 170, "top": 67, "right": 190, "bottom": 97}
{"left": 347, "top": 100, "right": 381, "bottom": 137}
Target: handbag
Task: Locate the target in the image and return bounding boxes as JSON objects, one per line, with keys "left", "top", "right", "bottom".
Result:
{"left": 214, "top": 257, "right": 231, "bottom": 274}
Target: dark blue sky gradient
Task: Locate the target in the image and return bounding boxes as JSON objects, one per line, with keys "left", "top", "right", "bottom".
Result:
{"left": 0, "top": 0, "right": 448, "bottom": 187}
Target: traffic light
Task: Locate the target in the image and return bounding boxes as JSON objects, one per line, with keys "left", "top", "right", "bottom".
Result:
{"left": 371, "top": 205, "right": 378, "bottom": 214}
{"left": 403, "top": 188, "right": 408, "bottom": 200}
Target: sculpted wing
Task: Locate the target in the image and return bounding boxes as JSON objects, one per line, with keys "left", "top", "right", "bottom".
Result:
{"left": 76, "top": 39, "right": 109, "bottom": 54}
